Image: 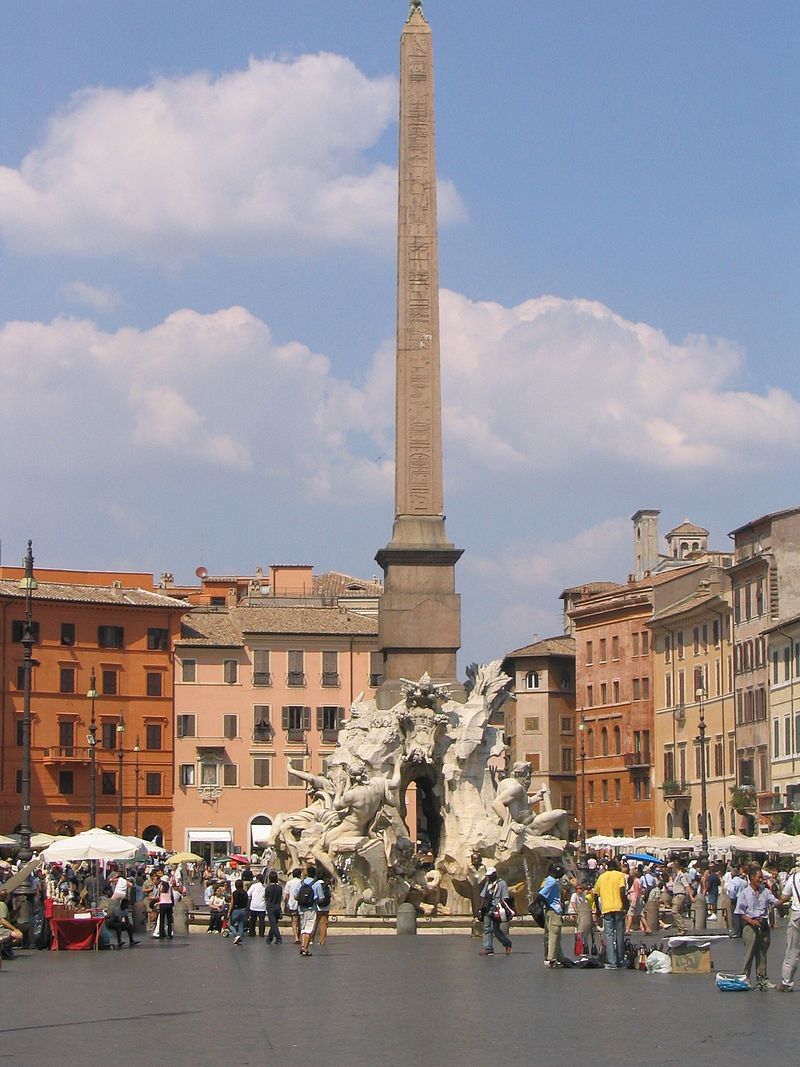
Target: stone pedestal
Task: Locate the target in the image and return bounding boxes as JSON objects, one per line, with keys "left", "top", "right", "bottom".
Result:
{"left": 173, "top": 898, "right": 190, "bottom": 936}
{"left": 396, "top": 902, "right": 418, "bottom": 935}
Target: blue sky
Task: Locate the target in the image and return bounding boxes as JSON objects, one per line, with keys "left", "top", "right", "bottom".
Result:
{"left": 2, "top": 1, "right": 799, "bottom": 666}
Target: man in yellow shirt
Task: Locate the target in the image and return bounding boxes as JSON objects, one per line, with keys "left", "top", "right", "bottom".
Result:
{"left": 593, "top": 859, "right": 628, "bottom": 969}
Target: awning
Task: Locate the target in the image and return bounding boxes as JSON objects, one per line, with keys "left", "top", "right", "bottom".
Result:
{"left": 187, "top": 829, "right": 232, "bottom": 843}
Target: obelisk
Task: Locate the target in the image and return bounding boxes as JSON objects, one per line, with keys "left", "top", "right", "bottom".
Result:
{"left": 375, "top": 0, "right": 463, "bottom": 708}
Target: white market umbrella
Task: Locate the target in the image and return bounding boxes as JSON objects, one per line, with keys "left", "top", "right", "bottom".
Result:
{"left": 41, "top": 828, "right": 147, "bottom": 863}
{"left": 124, "top": 835, "right": 165, "bottom": 856}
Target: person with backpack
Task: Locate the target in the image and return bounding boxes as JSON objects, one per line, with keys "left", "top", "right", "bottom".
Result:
{"left": 284, "top": 867, "right": 302, "bottom": 945}
{"left": 626, "top": 865, "right": 652, "bottom": 934}
{"left": 478, "top": 867, "right": 513, "bottom": 957}
{"left": 313, "top": 873, "right": 333, "bottom": 946}
{"left": 264, "top": 870, "right": 283, "bottom": 944}
{"left": 776, "top": 864, "right": 800, "bottom": 991}
{"left": 295, "top": 864, "right": 320, "bottom": 957}
{"left": 539, "top": 863, "right": 565, "bottom": 967}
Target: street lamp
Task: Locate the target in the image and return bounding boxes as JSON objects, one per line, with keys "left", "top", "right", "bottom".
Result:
{"left": 696, "top": 685, "right": 709, "bottom": 863}
{"left": 577, "top": 710, "right": 588, "bottom": 879}
{"left": 133, "top": 735, "right": 141, "bottom": 836}
{"left": 116, "top": 711, "right": 125, "bottom": 833}
{"left": 17, "top": 540, "right": 37, "bottom": 863}
{"left": 86, "top": 669, "right": 98, "bottom": 829}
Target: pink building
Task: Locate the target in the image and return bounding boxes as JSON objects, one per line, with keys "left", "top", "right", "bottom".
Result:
{"left": 172, "top": 567, "right": 380, "bottom": 858}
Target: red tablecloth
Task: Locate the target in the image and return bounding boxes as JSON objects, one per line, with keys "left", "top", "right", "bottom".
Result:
{"left": 50, "top": 916, "right": 105, "bottom": 951}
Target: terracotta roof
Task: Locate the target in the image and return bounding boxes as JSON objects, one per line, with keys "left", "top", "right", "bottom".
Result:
{"left": 0, "top": 580, "right": 188, "bottom": 610}
{"left": 505, "top": 635, "right": 576, "bottom": 659}
{"left": 649, "top": 590, "right": 728, "bottom": 626}
{"left": 177, "top": 604, "right": 378, "bottom": 645}
{"left": 312, "top": 571, "right": 383, "bottom": 598}
{"left": 667, "top": 519, "right": 709, "bottom": 538}
{"left": 560, "top": 581, "right": 620, "bottom": 598}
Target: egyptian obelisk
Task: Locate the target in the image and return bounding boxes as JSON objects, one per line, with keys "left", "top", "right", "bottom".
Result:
{"left": 375, "top": 0, "right": 463, "bottom": 708}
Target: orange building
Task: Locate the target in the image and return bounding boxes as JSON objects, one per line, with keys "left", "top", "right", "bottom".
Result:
{"left": 0, "top": 565, "right": 187, "bottom": 845}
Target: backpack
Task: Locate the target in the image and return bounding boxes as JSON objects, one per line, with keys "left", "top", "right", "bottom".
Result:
{"left": 317, "top": 881, "right": 332, "bottom": 908}
{"left": 529, "top": 893, "right": 546, "bottom": 928}
{"left": 296, "top": 882, "right": 316, "bottom": 909}
{"left": 639, "top": 873, "right": 655, "bottom": 903}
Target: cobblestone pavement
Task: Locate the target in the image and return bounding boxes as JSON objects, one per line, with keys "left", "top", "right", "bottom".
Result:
{"left": 0, "top": 927, "right": 795, "bottom": 1067}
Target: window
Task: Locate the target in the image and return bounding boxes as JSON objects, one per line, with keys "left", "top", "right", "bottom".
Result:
{"left": 147, "top": 628, "right": 170, "bottom": 651}
{"left": 562, "top": 794, "right": 574, "bottom": 813}
{"left": 223, "top": 714, "right": 238, "bottom": 740}
{"left": 287, "top": 650, "right": 305, "bottom": 687}
{"left": 101, "top": 771, "right": 117, "bottom": 795}
{"left": 101, "top": 722, "right": 116, "bottom": 750}
{"left": 524, "top": 752, "right": 541, "bottom": 772}
{"left": 784, "top": 647, "right": 791, "bottom": 682}
{"left": 678, "top": 670, "right": 685, "bottom": 707}
{"left": 525, "top": 670, "right": 540, "bottom": 690}
{"left": 177, "top": 714, "right": 196, "bottom": 738}
{"left": 322, "top": 651, "right": 339, "bottom": 687}
{"left": 318, "top": 705, "right": 344, "bottom": 741}
{"left": 611, "top": 636, "right": 619, "bottom": 661}
{"left": 561, "top": 747, "right": 574, "bottom": 772}
{"left": 713, "top": 620, "right": 720, "bottom": 647}
{"left": 15, "top": 665, "right": 26, "bottom": 690}
{"left": 786, "top": 716, "right": 792, "bottom": 758}
{"left": 287, "top": 756, "right": 307, "bottom": 785}
{"left": 59, "top": 667, "right": 75, "bottom": 694}
{"left": 664, "top": 748, "right": 674, "bottom": 782}
{"left": 774, "top": 718, "right": 780, "bottom": 759}
{"left": 146, "top": 723, "right": 162, "bottom": 750}
{"left": 602, "top": 780, "right": 608, "bottom": 802}
{"left": 614, "top": 778, "right": 621, "bottom": 801}
{"left": 146, "top": 672, "right": 163, "bottom": 697}
{"left": 612, "top": 681, "right": 620, "bottom": 703}
{"left": 223, "top": 660, "right": 238, "bottom": 685}
{"left": 600, "top": 683, "right": 608, "bottom": 705}
{"left": 11, "top": 620, "right": 39, "bottom": 643}
{"left": 253, "top": 706, "right": 271, "bottom": 742}
{"left": 16, "top": 718, "right": 24, "bottom": 746}
{"left": 587, "top": 729, "right": 595, "bottom": 757}
{"left": 677, "top": 631, "right": 684, "bottom": 659}
{"left": 199, "top": 760, "right": 219, "bottom": 786}
{"left": 61, "top": 622, "right": 75, "bottom": 646}
{"left": 702, "top": 624, "right": 708, "bottom": 650}
{"left": 585, "top": 641, "right": 593, "bottom": 665}
{"left": 146, "top": 772, "right": 162, "bottom": 796}
{"left": 560, "top": 716, "right": 574, "bottom": 735}
{"left": 223, "top": 764, "right": 238, "bottom": 787}
{"left": 773, "top": 652, "right": 779, "bottom": 685}
{"left": 665, "top": 675, "right": 672, "bottom": 707}
{"left": 632, "top": 678, "right": 641, "bottom": 701}
{"left": 693, "top": 628, "right": 700, "bottom": 655}
{"left": 181, "top": 659, "right": 197, "bottom": 683}
{"left": 369, "top": 651, "right": 384, "bottom": 689}
{"left": 586, "top": 685, "right": 594, "bottom": 708}
{"left": 98, "top": 625, "right": 124, "bottom": 649}
{"left": 283, "top": 705, "right": 310, "bottom": 737}
{"left": 58, "top": 771, "right": 74, "bottom": 795}
{"left": 253, "top": 758, "right": 271, "bottom": 787}
{"left": 642, "top": 677, "right": 650, "bottom": 700}
{"left": 601, "top": 727, "right": 608, "bottom": 755}
{"left": 253, "top": 650, "right": 271, "bottom": 686}
{"left": 641, "top": 632, "right": 649, "bottom": 656}
{"left": 524, "top": 716, "right": 540, "bottom": 733}
{"left": 613, "top": 725, "right": 621, "bottom": 754}
{"left": 632, "top": 632, "right": 640, "bottom": 657}
{"left": 588, "top": 781, "right": 595, "bottom": 802}
{"left": 599, "top": 639, "right": 607, "bottom": 663}
{"left": 58, "top": 720, "right": 75, "bottom": 754}
{"left": 102, "top": 669, "right": 118, "bottom": 696}
{"left": 665, "top": 635, "right": 671, "bottom": 663}
{"left": 179, "top": 764, "right": 195, "bottom": 787}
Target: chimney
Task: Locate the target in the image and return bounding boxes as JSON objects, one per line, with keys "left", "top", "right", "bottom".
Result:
{"left": 632, "top": 509, "right": 661, "bottom": 580}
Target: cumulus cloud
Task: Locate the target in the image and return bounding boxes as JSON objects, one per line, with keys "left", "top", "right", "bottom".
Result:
{"left": 0, "top": 54, "right": 464, "bottom": 263}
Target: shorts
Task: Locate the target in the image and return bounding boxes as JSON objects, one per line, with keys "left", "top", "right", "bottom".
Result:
{"left": 299, "top": 909, "right": 317, "bottom": 936}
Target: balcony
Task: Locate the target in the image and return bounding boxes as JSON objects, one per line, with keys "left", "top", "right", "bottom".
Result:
{"left": 252, "top": 724, "right": 272, "bottom": 744}
{"left": 253, "top": 672, "right": 272, "bottom": 687}
{"left": 41, "top": 746, "right": 92, "bottom": 765}
{"left": 286, "top": 728, "right": 306, "bottom": 744}
{"left": 624, "top": 749, "right": 652, "bottom": 769}
{"left": 662, "top": 780, "right": 691, "bottom": 799}
{"left": 321, "top": 728, "right": 339, "bottom": 744}
{"left": 321, "top": 672, "right": 340, "bottom": 688}
{"left": 287, "top": 672, "right": 306, "bottom": 688}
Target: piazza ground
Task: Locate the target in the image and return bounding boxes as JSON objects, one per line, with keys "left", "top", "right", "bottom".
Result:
{"left": 0, "top": 926, "right": 795, "bottom": 1066}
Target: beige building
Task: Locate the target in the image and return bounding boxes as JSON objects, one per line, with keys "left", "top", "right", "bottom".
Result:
{"left": 648, "top": 569, "right": 734, "bottom": 840}
{"left": 764, "top": 615, "right": 800, "bottom": 824}
{"left": 502, "top": 636, "right": 576, "bottom": 824}
{"left": 172, "top": 566, "right": 381, "bottom": 859}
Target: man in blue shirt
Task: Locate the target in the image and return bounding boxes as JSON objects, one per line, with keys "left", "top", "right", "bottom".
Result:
{"left": 734, "top": 864, "right": 778, "bottom": 990}
{"left": 540, "top": 863, "right": 565, "bottom": 967}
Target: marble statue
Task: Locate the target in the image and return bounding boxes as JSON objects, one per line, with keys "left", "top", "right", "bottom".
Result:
{"left": 263, "top": 662, "right": 570, "bottom": 916}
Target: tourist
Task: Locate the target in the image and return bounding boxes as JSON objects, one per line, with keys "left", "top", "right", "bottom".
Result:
{"left": 735, "top": 864, "right": 778, "bottom": 990}
{"left": 207, "top": 883, "right": 226, "bottom": 934}
{"left": 105, "top": 897, "right": 139, "bottom": 948}
{"left": 314, "top": 872, "right": 332, "bottom": 946}
{"left": 265, "top": 871, "right": 283, "bottom": 944}
{"left": 247, "top": 873, "right": 267, "bottom": 937}
{"left": 284, "top": 867, "right": 302, "bottom": 944}
{"left": 539, "top": 863, "right": 564, "bottom": 966}
{"left": 702, "top": 863, "right": 721, "bottom": 920}
{"left": 0, "top": 889, "right": 23, "bottom": 954}
{"left": 727, "top": 862, "right": 749, "bottom": 937}
{"left": 626, "top": 865, "right": 651, "bottom": 935}
{"left": 669, "top": 860, "right": 694, "bottom": 933}
{"left": 155, "top": 878, "right": 176, "bottom": 940}
{"left": 296, "top": 864, "right": 321, "bottom": 957}
{"left": 593, "top": 858, "right": 627, "bottom": 969}
{"left": 478, "top": 867, "right": 513, "bottom": 957}
{"left": 567, "top": 880, "right": 595, "bottom": 955}
{"left": 229, "top": 879, "right": 249, "bottom": 945}
{"left": 775, "top": 863, "right": 800, "bottom": 991}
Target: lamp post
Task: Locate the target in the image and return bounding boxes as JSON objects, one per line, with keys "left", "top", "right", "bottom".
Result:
{"left": 116, "top": 710, "right": 125, "bottom": 833}
{"left": 87, "top": 669, "right": 98, "bottom": 829}
{"left": 133, "top": 735, "right": 140, "bottom": 836}
{"left": 577, "top": 710, "right": 588, "bottom": 880}
{"left": 696, "top": 686, "right": 709, "bottom": 863}
{"left": 17, "top": 540, "right": 37, "bottom": 863}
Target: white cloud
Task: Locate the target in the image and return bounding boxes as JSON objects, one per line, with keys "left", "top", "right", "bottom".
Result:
{"left": 61, "top": 281, "right": 124, "bottom": 312}
{"left": 0, "top": 54, "right": 464, "bottom": 263}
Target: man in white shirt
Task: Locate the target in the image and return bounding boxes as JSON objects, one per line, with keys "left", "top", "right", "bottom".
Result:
{"left": 283, "top": 868, "right": 302, "bottom": 945}
{"left": 776, "top": 865, "right": 800, "bottom": 991}
{"left": 247, "top": 874, "right": 267, "bottom": 938}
